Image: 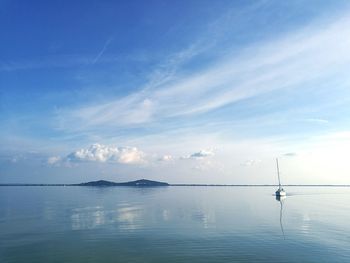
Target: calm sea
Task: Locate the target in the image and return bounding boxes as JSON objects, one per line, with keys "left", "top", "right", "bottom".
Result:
{"left": 1, "top": 186, "right": 349, "bottom": 262}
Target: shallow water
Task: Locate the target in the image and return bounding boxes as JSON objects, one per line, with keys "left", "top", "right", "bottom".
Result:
{"left": 1, "top": 186, "right": 350, "bottom": 262}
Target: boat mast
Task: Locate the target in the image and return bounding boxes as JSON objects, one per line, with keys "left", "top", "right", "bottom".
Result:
{"left": 276, "top": 158, "right": 282, "bottom": 189}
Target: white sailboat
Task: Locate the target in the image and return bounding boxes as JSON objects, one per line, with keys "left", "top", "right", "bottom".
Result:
{"left": 275, "top": 158, "right": 286, "bottom": 197}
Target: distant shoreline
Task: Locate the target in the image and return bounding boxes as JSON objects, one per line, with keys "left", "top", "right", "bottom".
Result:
{"left": 1, "top": 179, "right": 349, "bottom": 187}
{"left": 1, "top": 184, "right": 350, "bottom": 187}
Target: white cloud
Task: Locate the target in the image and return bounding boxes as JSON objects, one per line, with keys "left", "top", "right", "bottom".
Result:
{"left": 190, "top": 149, "right": 215, "bottom": 159}
{"left": 182, "top": 149, "right": 215, "bottom": 160}
{"left": 62, "top": 143, "right": 145, "bottom": 165}
{"left": 158, "top": 155, "right": 173, "bottom": 161}
{"left": 303, "top": 118, "right": 329, "bottom": 124}
{"left": 47, "top": 144, "right": 217, "bottom": 168}
{"left": 241, "top": 159, "right": 262, "bottom": 166}
{"left": 283, "top": 152, "right": 297, "bottom": 157}
{"left": 47, "top": 156, "right": 61, "bottom": 165}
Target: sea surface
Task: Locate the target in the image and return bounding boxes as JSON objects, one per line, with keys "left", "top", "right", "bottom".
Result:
{"left": 1, "top": 186, "right": 350, "bottom": 263}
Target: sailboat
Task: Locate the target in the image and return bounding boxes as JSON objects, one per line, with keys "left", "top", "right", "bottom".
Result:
{"left": 275, "top": 158, "right": 286, "bottom": 197}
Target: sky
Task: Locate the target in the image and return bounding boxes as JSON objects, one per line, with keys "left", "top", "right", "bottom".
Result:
{"left": 1, "top": 0, "right": 350, "bottom": 184}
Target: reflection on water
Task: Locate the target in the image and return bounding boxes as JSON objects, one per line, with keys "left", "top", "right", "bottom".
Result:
{"left": 70, "top": 204, "right": 145, "bottom": 231}
{"left": 191, "top": 208, "right": 216, "bottom": 229}
{"left": 276, "top": 195, "right": 286, "bottom": 239}
{"left": 117, "top": 205, "right": 143, "bottom": 230}
{"left": 1, "top": 186, "right": 350, "bottom": 262}
{"left": 71, "top": 206, "right": 106, "bottom": 230}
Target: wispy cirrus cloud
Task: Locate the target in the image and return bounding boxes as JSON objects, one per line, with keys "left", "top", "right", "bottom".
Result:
{"left": 303, "top": 118, "right": 329, "bottom": 124}
{"left": 0, "top": 55, "right": 92, "bottom": 71}
{"left": 92, "top": 38, "right": 113, "bottom": 65}
{"left": 56, "top": 13, "right": 350, "bottom": 133}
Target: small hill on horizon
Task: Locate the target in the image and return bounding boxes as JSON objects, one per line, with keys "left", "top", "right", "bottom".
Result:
{"left": 77, "top": 179, "right": 169, "bottom": 187}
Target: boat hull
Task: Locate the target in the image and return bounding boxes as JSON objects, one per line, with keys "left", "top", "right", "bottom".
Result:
{"left": 275, "top": 189, "right": 286, "bottom": 196}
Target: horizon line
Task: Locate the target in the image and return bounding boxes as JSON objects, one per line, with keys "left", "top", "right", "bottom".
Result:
{"left": 1, "top": 183, "right": 350, "bottom": 187}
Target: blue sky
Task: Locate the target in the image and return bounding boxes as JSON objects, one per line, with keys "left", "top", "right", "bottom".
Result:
{"left": 1, "top": 0, "right": 350, "bottom": 184}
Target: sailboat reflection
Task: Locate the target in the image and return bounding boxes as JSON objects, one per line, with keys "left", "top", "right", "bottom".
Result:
{"left": 276, "top": 195, "right": 286, "bottom": 239}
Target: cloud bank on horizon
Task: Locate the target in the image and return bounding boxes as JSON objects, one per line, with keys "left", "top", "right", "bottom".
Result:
{"left": 1, "top": 1, "right": 350, "bottom": 184}
{"left": 66, "top": 144, "right": 145, "bottom": 165}
{"left": 48, "top": 143, "right": 215, "bottom": 167}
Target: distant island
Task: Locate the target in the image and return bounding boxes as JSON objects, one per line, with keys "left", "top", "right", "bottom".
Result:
{"left": 77, "top": 179, "right": 169, "bottom": 187}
